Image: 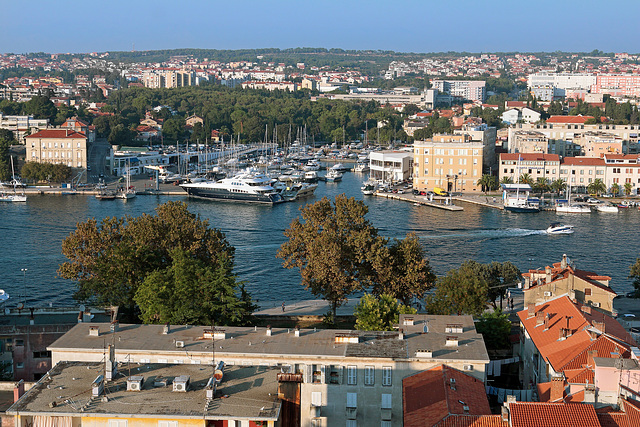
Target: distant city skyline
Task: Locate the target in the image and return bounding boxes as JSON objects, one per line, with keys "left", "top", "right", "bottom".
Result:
{"left": 1, "top": 0, "right": 639, "bottom": 55}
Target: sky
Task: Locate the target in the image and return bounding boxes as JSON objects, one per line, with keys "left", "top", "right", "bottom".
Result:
{"left": 1, "top": 0, "right": 639, "bottom": 54}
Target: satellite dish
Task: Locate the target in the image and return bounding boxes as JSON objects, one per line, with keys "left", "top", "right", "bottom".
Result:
{"left": 214, "top": 369, "right": 224, "bottom": 382}
{"left": 79, "top": 304, "right": 86, "bottom": 312}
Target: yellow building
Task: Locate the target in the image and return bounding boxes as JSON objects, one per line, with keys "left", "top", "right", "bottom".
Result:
{"left": 413, "top": 134, "right": 484, "bottom": 193}
{"left": 25, "top": 129, "right": 88, "bottom": 169}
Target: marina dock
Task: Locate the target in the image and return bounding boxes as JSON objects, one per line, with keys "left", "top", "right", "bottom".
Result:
{"left": 374, "top": 191, "right": 464, "bottom": 211}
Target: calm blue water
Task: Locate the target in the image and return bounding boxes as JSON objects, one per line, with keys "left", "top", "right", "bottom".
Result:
{"left": 1, "top": 171, "right": 639, "bottom": 308}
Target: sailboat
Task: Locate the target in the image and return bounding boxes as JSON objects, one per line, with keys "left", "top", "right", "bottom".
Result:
{"left": 0, "top": 157, "right": 26, "bottom": 202}
{"left": 556, "top": 170, "right": 590, "bottom": 213}
{"left": 116, "top": 160, "right": 136, "bottom": 199}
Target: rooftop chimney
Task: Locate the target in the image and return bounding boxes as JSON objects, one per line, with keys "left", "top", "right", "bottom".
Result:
{"left": 581, "top": 306, "right": 591, "bottom": 315}
{"left": 266, "top": 326, "right": 272, "bottom": 337}
{"left": 536, "top": 311, "right": 545, "bottom": 326}
{"left": 445, "top": 336, "right": 459, "bottom": 347}
{"left": 550, "top": 374, "right": 564, "bottom": 402}
{"left": 587, "top": 350, "right": 598, "bottom": 367}
{"left": 89, "top": 326, "right": 99, "bottom": 337}
{"left": 561, "top": 254, "right": 568, "bottom": 269}
{"left": 398, "top": 329, "right": 404, "bottom": 340}
{"left": 592, "top": 320, "right": 605, "bottom": 334}
{"left": 501, "top": 406, "right": 509, "bottom": 422}
{"left": 110, "top": 321, "right": 119, "bottom": 333}
{"left": 13, "top": 380, "right": 24, "bottom": 403}
{"left": 546, "top": 266, "right": 552, "bottom": 284}
{"left": 527, "top": 304, "right": 536, "bottom": 319}
{"left": 294, "top": 327, "right": 300, "bottom": 338}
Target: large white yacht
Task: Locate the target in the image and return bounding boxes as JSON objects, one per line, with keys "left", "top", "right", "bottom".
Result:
{"left": 181, "top": 172, "right": 284, "bottom": 204}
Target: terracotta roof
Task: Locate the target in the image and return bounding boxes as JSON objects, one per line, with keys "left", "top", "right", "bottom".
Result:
{"left": 564, "top": 368, "right": 595, "bottom": 384}
{"left": 500, "top": 153, "right": 560, "bottom": 161}
{"left": 435, "top": 415, "right": 508, "bottom": 427}
{"left": 517, "top": 296, "right": 634, "bottom": 372}
{"left": 509, "top": 402, "right": 600, "bottom": 427}
{"left": 597, "top": 412, "right": 630, "bottom": 427}
{"left": 25, "top": 129, "right": 86, "bottom": 139}
{"left": 546, "top": 115, "right": 595, "bottom": 124}
{"left": 403, "top": 365, "right": 491, "bottom": 427}
{"left": 506, "top": 101, "right": 527, "bottom": 108}
{"left": 562, "top": 157, "right": 606, "bottom": 166}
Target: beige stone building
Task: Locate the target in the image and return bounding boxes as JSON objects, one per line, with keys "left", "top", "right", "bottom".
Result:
{"left": 25, "top": 129, "right": 88, "bottom": 169}
{"left": 499, "top": 153, "right": 560, "bottom": 184}
{"left": 48, "top": 314, "right": 489, "bottom": 427}
{"left": 577, "top": 131, "right": 624, "bottom": 157}
{"left": 510, "top": 131, "right": 548, "bottom": 154}
{"left": 523, "top": 254, "right": 617, "bottom": 315}
{"left": 413, "top": 134, "right": 485, "bottom": 193}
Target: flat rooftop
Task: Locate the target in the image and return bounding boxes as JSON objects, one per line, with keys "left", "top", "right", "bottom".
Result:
{"left": 49, "top": 316, "right": 489, "bottom": 363}
{"left": 8, "top": 362, "right": 280, "bottom": 421}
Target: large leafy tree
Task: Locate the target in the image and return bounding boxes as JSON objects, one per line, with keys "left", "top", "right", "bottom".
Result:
{"left": 354, "top": 294, "right": 416, "bottom": 331}
{"left": 427, "top": 261, "right": 490, "bottom": 316}
{"left": 477, "top": 174, "right": 497, "bottom": 194}
{"left": 368, "top": 233, "right": 436, "bottom": 306}
{"left": 551, "top": 178, "right": 567, "bottom": 195}
{"left": 475, "top": 309, "right": 512, "bottom": 351}
{"left": 587, "top": 178, "right": 606, "bottom": 196}
{"left": 135, "top": 247, "right": 255, "bottom": 325}
{"left": 277, "top": 195, "right": 380, "bottom": 319}
{"left": 58, "top": 201, "right": 246, "bottom": 322}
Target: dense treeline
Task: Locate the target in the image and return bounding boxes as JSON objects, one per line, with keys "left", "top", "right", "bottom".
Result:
{"left": 107, "top": 85, "right": 411, "bottom": 144}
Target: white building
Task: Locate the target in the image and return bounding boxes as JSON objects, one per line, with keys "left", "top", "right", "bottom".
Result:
{"left": 369, "top": 150, "right": 414, "bottom": 183}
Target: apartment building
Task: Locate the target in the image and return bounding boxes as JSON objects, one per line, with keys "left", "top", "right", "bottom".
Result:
{"left": 414, "top": 134, "right": 485, "bottom": 192}
{"left": 507, "top": 122, "right": 640, "bottom": 157}
{"left": 46, "top": 314, "right": 489, "bottom": 426}
{"left": 25, "top": 129, "right": 88, "bottom": 169}
{"left": 0, "top": 113, "right": 50, "bottom": 143}
{"left": 369, "top": 150, "right": 413, "bottom": 183}
{"left": 498, "top": 153, "right": 560, "bottom": 185}
{"left": 527, "top": 73, "right": 597, "bottom": 97}
{"left": 431, "top": 80, "right": 486, "bottom": 103}
{"left": 509, "top": 131, "right": 548, "bottom": 154}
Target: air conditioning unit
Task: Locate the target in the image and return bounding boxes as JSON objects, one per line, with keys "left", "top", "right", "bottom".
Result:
{"left": 543, "top": 291, "right": 552, "bottom": 297}
{"left": 592, "top": 302, "right": 601, "bottom": 308}
{"left": 463, "top": 364, "right": 473, "bottom": 371}
{"left": 175, "top": 340, "right": 185, "bottom": 348}
{"left": 346, "top": 407, "right": 357, "bottom": 419}
{"left": 173, "top": 375, "right": 190, "bottom": 392}
{"left": 126, "top": 375, "right": 144, "bottom": 391}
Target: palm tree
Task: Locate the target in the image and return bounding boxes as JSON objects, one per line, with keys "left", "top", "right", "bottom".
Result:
{"left": 533, "top": 177, "right": 550, "bottom": 196}
{"left": 550, "top": 178, "right": 567, "bottom": 196}
{"left": 477, "top": 174, "right": 497, "bottom": 194}
{"left": 587, "top": 179, "right": 606, "bottom": 196}
{"left": 624, "top": 183, "right": 633, "bottom": 196}
{"left": 519, "top": 173, "right": 533, "bottom": 185}
{"left": 500, "top": 176, "right": 513, "bottom": 185}
{"left": 610, "top": 183, "right": 621, "bottom": 197}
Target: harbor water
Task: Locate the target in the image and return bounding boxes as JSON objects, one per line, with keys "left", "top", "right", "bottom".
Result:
{"left": 1, "top": 171, "right": 639, "bottom": 308}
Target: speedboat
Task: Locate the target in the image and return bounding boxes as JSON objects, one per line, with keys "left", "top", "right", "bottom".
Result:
{"left": 330, "top": 163, "right": 349, "bottom": 173}
{"left": 361, "top": 180, "right": 378, "bottom": 195}
{"left": 546, "top": 223, "right": 574, "bottom": 234}
{"left": 325, "top": 169, "right": 343, "bottom": 182}
{"left": 597, "top": 204, "right": 619, "bottom": 213}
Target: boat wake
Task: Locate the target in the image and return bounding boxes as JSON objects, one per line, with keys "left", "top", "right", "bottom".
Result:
{"left": 420, "top": 228, "right": 547, "bottom": 240}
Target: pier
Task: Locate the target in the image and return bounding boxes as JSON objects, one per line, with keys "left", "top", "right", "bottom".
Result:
{"left": 374, "top": 191, "right": 464, "bottom": 211}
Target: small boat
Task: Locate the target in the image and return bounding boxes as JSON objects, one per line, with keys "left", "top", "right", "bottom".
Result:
{"left": 325, "top": 169, "right": 343, "bottom": 182}
{"left": 0, "top": 157, "right": 27, "bottom": 202}
{"left": 354, "top": 162, "right": 370, "bottom": 173}
{"left": 330, "top": 163, "right": 349, "bottom": 173}
{"left": 546, "top": 223, "right": 574, "bottom": 234}
{"left": 597, "top": 204, "right": 619, "bottom": 213}
{"left": 303, "top": 160, "right": 320, "bottom": 171}
{"left": 556, "top": 202, "right": 591, "bottom": 213}
{"left": 361, "top": 181, "right": 377, "bottom": 195}
{"left": 303, "top": 170, "right": 319, "bottom": 183}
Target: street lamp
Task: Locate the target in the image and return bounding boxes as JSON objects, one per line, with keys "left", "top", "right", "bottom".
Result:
{"left": 21, "top": 268, "right": 27, "bottom": 306}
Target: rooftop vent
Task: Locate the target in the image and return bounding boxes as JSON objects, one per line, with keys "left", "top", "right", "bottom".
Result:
{"left": 153, "top": 376, "right": 171, "bottom": 387}
{"left": 110, "top": 321, "right": 119, "bottom": 333}
{"left": 173, "top": 375, "right": 190, "bottom": 392}
{"left": 294, "top": 327, "right": 300, "bottom": 338}
{"left": 403, "top": 317, "right": 414, "bottom": 326}
{"left": 445, "top": 336, "right": 459, "bottom": 347}
{"left": 89, "top": 326, "right": 99, "bottom": 337}
{"left": 126, "top": 375, "right": 144, "bottom": 391}
{"left": 416, "top": 349, "right": 433, "bottom": 358}
{"left": 204, "top": 328, "right": 226, "bottom": 340}
{"left": 334, "top": 333, "right": 360, "bottom": 344}
{"left": 163, "top": 324, "right": 170, "bottom": 334}
{"left": 445, "top": 324, "right": 463, "bottom": 334}
{"left": 91, "top": 375, "right": 104, "bottom": 397}
{"left": 175, "top": 340, "right": 185, "bottom": 348}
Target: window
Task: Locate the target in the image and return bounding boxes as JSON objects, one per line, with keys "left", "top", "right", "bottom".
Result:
{"left": 16, "top": 363, "right": 24, "bottom": 369}
{"left": 15, "top": 339, "right": 24, "bottom": 346}
{"left": 381, "top": 422, "right": 391, "bottom": 427}
{"left": 382, "top": 367, "right": 392, "bottom": 386}
{"left": 346, "top": 421, "right": 357, "bottom": 427}
{"left": 109, "top": 421, "right": 128, "bottom": 427}
{"left": 346, "top": 392, "right": 357, "bottom": 408}
{"left": 364, "top": 366, "right": 374, "bottom": 386}
{"left": 381, "top": 393, "right": 392, "bottom": 409}
{"left": 33, "top": 351, "right": 51, "bottom": 358}
{"left": 312, "top": 364, "right": 322, "bottom": 383}
{"left": 347, "top": 365, "right": 357, "bottom": 385}
{"left": 158, "top": 422, "right": 178, "bottom": 427}
{"left": 585, "top": 288, "right": 592, "bottom": 296}
{"left": 311, "top": 391, "right": 322, "bottom": 407}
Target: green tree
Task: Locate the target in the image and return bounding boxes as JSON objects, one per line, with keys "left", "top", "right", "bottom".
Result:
{"left": 475, "top": 309, "right": 512, "bottom": 351}
{"left": 500, "top": 176, "right": 513, "bottom": 184}
{"left": 629, "top": 258, "right": 640, "bottom": 297}
{"left": 108, "top": 124, "right": 135, "bottom": 146}
{"left": 163, "top": 116, "right": 186, "bottom": 141}
{"left": 58, "top": 201, "right": 239, "bottom": 320}
{"left": 354, "top": 293, "right": 416, "bottom": 331}
{"left": 518, "top": 173, "right": 533, "bottom": 185}
{"left": 135, "top": 247, "right": 255, "bottom": 325}
{"left": 477, "top": 174, "right": 497, "bottom": 194}
{"left": 427, "top": 261, "right": 490, "bottom": 316}
{"left": 23, "top": 96, "right": 57, "bottom": 122}
{"left": 368, "top": 233, "right": 436, "bottom": 306}
{"left": 610, "top": 183, "right": 621, "bottom": 197}
{"left": 277, "top": 195, "right": 381, "bottom": 320}
{"left": 0, "top": 135, "right": 13, "bottom": 181}
{"left": 587, "top": 178, "right": 606, "bottom": 196}
{"left": 551, "top": 178, "right": 567, "bottom": 196}
{"left": 533, "top": 177, "right": 550, "bottom": 196}
{"left": 624, "top": 183, "right": 633, "bottom": 196}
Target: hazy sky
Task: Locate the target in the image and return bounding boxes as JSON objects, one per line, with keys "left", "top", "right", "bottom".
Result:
{"left": 1, "top": 0, "right": 639, "bottom": 54}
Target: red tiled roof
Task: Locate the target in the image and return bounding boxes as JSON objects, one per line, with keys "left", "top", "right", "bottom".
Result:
{"left": 509, "top": 402, "right": 600, "bottom": 427}
{"left": 435, "top": 415, "right": 508, "bottom": 427}
{"left": 25, "top": 129, "right": 86, "bottom": 139}
{"left": 403, "top": 365, "right": 491, "bottom": 427}
{"left": 597, "top": 412, "right": 630, "bottom": 427}
{"left": 546, "top": 115, "right": 595, "bottom": 124}
{"left": 562, "top": 157, "right": 606, "bottom": 166}
{"left": 506, "top": 101, "right": 527, "bottom": 108}
{"left": 517, "top": 296, "right": 634, "bottom": 372}
{"left": 564, "top": 368, "right": 595, "bottom": 384}
{"left": 501, "top": 153, "right": 560, "bottom": 161}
